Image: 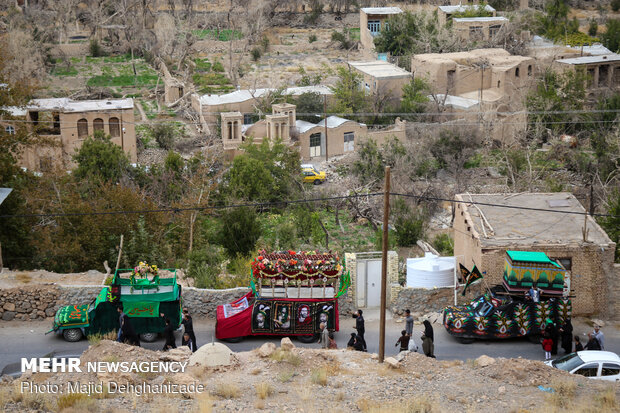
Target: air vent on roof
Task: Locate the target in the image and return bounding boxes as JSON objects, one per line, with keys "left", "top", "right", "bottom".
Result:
{"left": 547, "top": 199, "right": 570, "bottom": 208}
{"left": 106, "top": 101, "right": 112, "bottom": 104}
{"left": 603, "top": 56, "right": 608, "bottom": 59}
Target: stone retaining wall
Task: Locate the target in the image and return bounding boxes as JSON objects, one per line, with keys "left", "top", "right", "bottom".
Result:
{"left": 0, "top": 284, "right": 356, "bottom": 321}
{"left": 391, "top": 287, "right": 456, "bottom": 317}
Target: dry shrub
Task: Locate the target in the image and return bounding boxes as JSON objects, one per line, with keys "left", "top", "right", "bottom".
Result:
{"left": 88, "top": 331, "right": 118, "bottom": 346}
{"left": 251, "top": 368, "right": 262, "bottom": 375}
{"left": 358, "top": 396, "right": 436, "bottom": 413}
{"left": 546, "top": 378, "right": 577, "bottom": 408}
{"left": 15, "top": 273, "right": 32, "bottom": 283}
{"left": 197, "top": 393, "right": 214, "bottom": 413}
{"left": 269, "top": 349, "right": 301, "bottom": 366}
{"left": 336, "top": 391, "right": 346, "bottom": 401}
{"left": 254, "top": 399, "right": 266, "bottom": 409}
{"left": 255, "top": 382, "right": 273, "bottom": 400}
{"left": 296, "top": 386, "right": 312, "bottom": 401}
{"left": 278, "top": 371, "right": 295, "bottom": 383}
{"left": 596, "top": 387, "right": 618, "bottom": 410}
{"left": 214, "top": 383, "right": 240, "bottom": 399}
{"left": 57, "top": 393, "right": 97, "bottom": 412}
{"left": 311, "top": 368, "right": 328, "bottom": 386}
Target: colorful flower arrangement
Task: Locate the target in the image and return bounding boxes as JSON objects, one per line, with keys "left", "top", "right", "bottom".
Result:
{"left": 130, "top": 262, "right": 159, "bottom": 286}
{"left": 251, "top": 250, "right": 342, "bottom": 278}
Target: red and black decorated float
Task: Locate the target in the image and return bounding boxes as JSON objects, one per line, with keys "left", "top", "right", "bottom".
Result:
{"left": 215, "top": 250, "right": 350, "bottom": 341}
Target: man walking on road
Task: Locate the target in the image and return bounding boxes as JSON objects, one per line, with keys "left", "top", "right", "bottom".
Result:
{"left": 592, "top": 324, "right": 605, "bottom": 350}
{"left": 405, "top": 309, "right": 414, "bottom": 337}
{"left": 353, "top": 309, "right": 367, "bottom": 351}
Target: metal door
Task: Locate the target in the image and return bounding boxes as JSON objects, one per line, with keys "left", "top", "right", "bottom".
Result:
{"left": 355, "top": 257, "right": 382, "bottom": 308}
{"left": 366, "top": 260, "right": 382, "bottom": 307}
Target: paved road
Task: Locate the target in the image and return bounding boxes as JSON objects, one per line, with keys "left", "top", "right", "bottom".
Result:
{"left": 1, "top": 313, "right": 617, "bottom": 375}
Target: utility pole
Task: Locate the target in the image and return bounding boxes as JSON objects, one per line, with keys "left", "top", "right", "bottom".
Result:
{"left": 479, "top": 64, "right": 484, "bottom": 122}
{"left": 324, "top": 94, "right": 328, "bottom": 162}
{"left": 379, "top": 166, "right": 391, "bottom": 363}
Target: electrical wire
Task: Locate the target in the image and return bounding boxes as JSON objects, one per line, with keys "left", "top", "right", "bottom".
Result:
{"left": 1, "top": 191, "right": 618, "bottom": 220}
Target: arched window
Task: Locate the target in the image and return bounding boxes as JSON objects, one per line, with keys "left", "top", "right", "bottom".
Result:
{"left": 528, "top": 65, "right": 532, "bottom": 76}
{"left": 515, "top": 67, "right": 520, "bottom": 77}
{"left": 5, "top": 125, "right": 15, "bottom": 135}
{"left": 93, "top": 118, "right": 104, "bottom": 132}
{"left": 109, "top": 117, "right": 120, "bottom": 137}
{"left": 77, "top": 118, "right": 88, "bottom": 138}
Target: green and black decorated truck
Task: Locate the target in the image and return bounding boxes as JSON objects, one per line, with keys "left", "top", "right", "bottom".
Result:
{"left": 443, "top": 251, "right": 572, "bottom": 342}
{"left": 49, "top": 268, "right": 182, "bottom": 342}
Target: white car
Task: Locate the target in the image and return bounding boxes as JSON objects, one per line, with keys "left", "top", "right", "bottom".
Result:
{"left": 545, "top": 351, "right": 620, "bottom": 382}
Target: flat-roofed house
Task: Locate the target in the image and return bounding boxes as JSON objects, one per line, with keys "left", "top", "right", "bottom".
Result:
{"left": 452, "top": 16, "right": 508, "bottom": 41}
{"left": 555, "top": 54, "right": 620, "bottom": 91}
{"left": 438, "top": 4, "right": 496, "bottom": 26}
{"left": 220, "top": 104, "right": 406, "bottom": 161}
{"left": 2, "top": 98, "right": 136, "bottom": 171}
{"left": 359, "top": 7, "right": 403, "bottom": 56}
{"left": 453, "top": 192, "right": 617, "bottom": 316}
{"left": 348, "top": 60, "right": 412, "bottom": 103}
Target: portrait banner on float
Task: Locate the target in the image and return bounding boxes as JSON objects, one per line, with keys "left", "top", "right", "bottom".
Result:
{"left": 294, "top": 303, "right": 314, "bottom": 334}
{"left": 251, "top": 302, "right": 271, "bottom": 333}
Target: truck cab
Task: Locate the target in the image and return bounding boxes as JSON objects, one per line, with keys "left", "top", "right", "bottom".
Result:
{"left": 51, "top": 268, "right": 182, "bottom": 342}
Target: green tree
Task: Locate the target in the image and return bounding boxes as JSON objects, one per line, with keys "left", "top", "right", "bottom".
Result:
{"left": 601, "top": 19, "right": 620, "bottom": 53}
{"left": 588, "top": 19, "right": 598, "bottom": 37}
{"left": 73, "top": 130, "right": 130, "bottom": 184}
{"left": 294, "top": 92, "right": 324, "bottom": 122}
{"left": 351, "top": 137, "right": 407, "bottom": 186}
{"left": 218, "top": 207, "right": 261, "bottom": 257}
{"left": 391, "top": 199, "right": 426, "bottom": 247}
{"left": 400, "top": 78, "right": 431, "bottom": 115}
{"left": 150, "top": 123, "right": 177, "bottom": 150}
{"left": 535, "top": 0, "right": 579, "bottom": 41}
{"left": 186, "top": 245, "right": 225, "bottom": 288}
{"left": 374, "top": 11, "right": 458, "bottom": 56}
{"left": 598, "top": 190, "right": 620, "bottom": 262}
{"left": 329, "top": 66, "right": 367, "bottom": 116}
{"left": 526, "top": 68, "right": 587, "bottom": 137}
{"left": 224, "top": 138, "right": 301, "bottom": 203}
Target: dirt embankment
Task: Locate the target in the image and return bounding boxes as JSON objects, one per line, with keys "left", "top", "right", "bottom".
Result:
{"left": 1, "top": 340, "right": 619, "bottom": 412}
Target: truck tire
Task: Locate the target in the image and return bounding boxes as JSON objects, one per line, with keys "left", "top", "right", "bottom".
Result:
{"left": 63, "top": 328, "right": 83, "bottom": 342}
{"left": 297, "top": 334, "right": 317, "bottom": 344}
{"left": 222, "top": 336, "right": 244, "bottom": 343}
{"left": 314, "top": 180, "right": 321, "bottom": 185}
{"left": 140, "top": 332, "right": 158, "bottom": 342}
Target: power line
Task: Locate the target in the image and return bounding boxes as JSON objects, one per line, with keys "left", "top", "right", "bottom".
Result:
{"left": 1, "top": 191, "right": 618, "bottom": 220}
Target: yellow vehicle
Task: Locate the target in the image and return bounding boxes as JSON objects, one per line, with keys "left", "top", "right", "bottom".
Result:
{"left": 301, "top": 164, "right": 326, "bottom": 185}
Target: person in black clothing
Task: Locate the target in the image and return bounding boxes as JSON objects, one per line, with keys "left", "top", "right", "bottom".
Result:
{"left": 352, "top": 309, "right": 367, "bottom": 351}
{"left": 161, "top": 315, "right": 176, "bottom": 351}
{"left": 181, "top": 332, "right": 194, "bottom": 351}
{"left": 574, "top": 335, "right": 583, "bottom": 352}
{"left": 584, "top": 333, "right": 601, "bottom": 350}
{"left": 352, "top": 334, "right": 365, "bottom": 351}
{"left": 181, "top": 309, "right": 197, "bottom": 352}
{"left": 395, "top": 330, "right": 410, "bottom": 352}
{"left": 347, "top": 332, "right": 357, "bottom": 348}
{"left": 545, "top": 320, "right": 559, "bottom": 356}
{"left": 559, "top": 319, "right": 573, "bottom": 354}
{"left": 117, "top": 306, "right": 140, "bottom": 346}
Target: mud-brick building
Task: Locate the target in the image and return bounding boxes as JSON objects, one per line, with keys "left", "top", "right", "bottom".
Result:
{"left": 2, "top": 98, "right": 136, "bottom": 171}
{"left": 453, "top": 193, "right": 617, "bottom": 317}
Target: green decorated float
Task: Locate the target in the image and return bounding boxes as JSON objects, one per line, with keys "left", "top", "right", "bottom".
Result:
{"left": 49, "top": 263, "right": 182, "bottom": 342}
{"left": 443, "top": 251, "right": 572, "bottom": 343}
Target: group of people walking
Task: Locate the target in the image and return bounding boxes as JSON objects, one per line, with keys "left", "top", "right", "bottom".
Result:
{"left": 116, "top": 306, "right": 198, "bottom": 352}
{"left": 541, "top": 319, "right": 605, "bottom": 360}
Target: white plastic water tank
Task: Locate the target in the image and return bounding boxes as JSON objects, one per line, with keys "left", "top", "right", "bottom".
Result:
{"left": 406, "top": 252, "right": 455, "bottom": 289}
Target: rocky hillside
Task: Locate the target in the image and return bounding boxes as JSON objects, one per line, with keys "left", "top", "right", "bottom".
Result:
{"left": 1, "top": 339, "right": 619, "bottom": 412}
